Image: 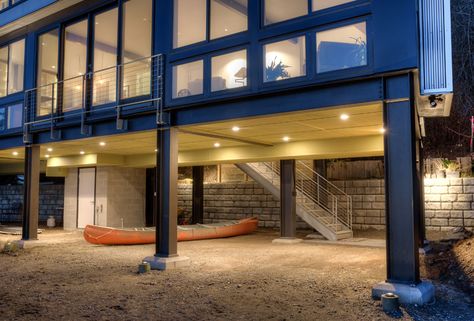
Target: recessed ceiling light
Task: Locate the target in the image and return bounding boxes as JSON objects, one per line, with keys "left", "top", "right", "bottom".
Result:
{"left": 340, "top": 114, "right": 350, "bottom": 121}
{"left": 80, "top": 151, "right": 85, "bottom": 155}
{"left": 232, "top": 126, "right": 240, "bottom": 132}
{"left": 47, "top": 147, "right": 53, "bottom": 152}
{"left": 214, "top": 142, "right": 221, "bottom": 148}
{"left": 51, "top": 65, "right": 56, "bottom": 69}
{"left": 12, "top": 151, "right": 18, "bottom": 156}
{"left": 282, "top": 136, "right": 290, "bottom": 142}
{"left": 155, "top": 149, "right": 158, "bottom": 152}
{"left": 379, "top": 128, "right": 386, "bottom": 134}
{"left": 99, "top": 142, "right": 106, "bottom": 146}
{"left": 45, "top": 155, "right": 50, "bottom": 158}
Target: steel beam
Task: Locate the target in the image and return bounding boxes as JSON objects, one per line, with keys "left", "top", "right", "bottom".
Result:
{"left": 192, "top": 166, "right": 204, "bottom": 224}
{"left": 155, "top": 127, "right": 179, "bottom": 257}
{"left": 22, "top": 145, "right": 40, "bottom": 240}
{"left": 383, "top": 98, "right": 420, "bottom": 284}
{"left": 280, "top": 160, "right": 297, "bottom": 238}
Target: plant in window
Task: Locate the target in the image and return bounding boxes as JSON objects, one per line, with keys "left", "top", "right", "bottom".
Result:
{"left": 350, "top": 36, "right": 367, "bottom": 67}
{"left": 265, "top": 57, "right": 290, "bottom": 82}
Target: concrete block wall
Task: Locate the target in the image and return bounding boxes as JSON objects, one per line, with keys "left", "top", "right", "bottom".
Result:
{"left": 178, "top": 183, "right": 312, "bottom": 229}
{"left": 0, "top": 184, "right": 64, "bottom": 224}
{"left": 424, "top": 178, "right": 474, "bottom": 231}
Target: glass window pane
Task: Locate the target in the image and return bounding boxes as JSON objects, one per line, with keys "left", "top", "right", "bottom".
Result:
{"left": 264, "top": 0, "right": 307, "bottom": 25}
{"left": 172, "top": 60, "right": 204, "bottom": 98}
{"left": 211, "top": 50, "right": 247, "bottom": 92}
{"left": 37, "top": 29, "right": 59, "bottom": 116}
{"left": 7, "top": 39, "right": 24, "bottom": 94}
{"left": 313, "top": 0, "right": 355, "bottom": 11}
{"left": 0, "top": 108, "right": 5, "bottom": 131}
{"left": 8, "top": 104, "right": 22, "bottom": 128}
{"left": 0, "top": 0, "right": 8, "bottom": 10}
{"left": 93, "top": 8, "right": 118, "bottom": 106}
{"left": 122, "top": 0, "right": 152, "bottom": 99}
{"left": 210, "top": 0, "right": 247, "bottom": 40}
{"left": 173, "top": 0, "right": 206, "bottom": 48}
{"left": 264, "top": 36, "right": 306, "bottom": 82}
{"left": 63, "top": 20, "right": 88, "bottom": 111}
{"left": 0, "top": 46, "right": 7, "bottom": 97}
{"left": 316, "top": 22, "right": 367, "bottom": 73}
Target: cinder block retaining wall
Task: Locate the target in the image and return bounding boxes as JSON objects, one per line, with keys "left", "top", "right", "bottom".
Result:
{"left": 178, "top": 178, "right": 474, "bottom": 231}
{"left": 0, "top": 185, "right": 64, "bottom": 224}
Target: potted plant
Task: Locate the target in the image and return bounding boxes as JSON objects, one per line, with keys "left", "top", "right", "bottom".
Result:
{"left": 444, "top": 160, "right": 460, "bottom": 178}
{"left": 265, "top": 57, "right": 290, "bottom": 82}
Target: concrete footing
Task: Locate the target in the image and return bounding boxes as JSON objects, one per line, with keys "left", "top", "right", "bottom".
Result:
{"left": 372, "top": 281, "right": 435, "bottom": 305}
{"left": 143, "top": 255, "right": 190, "bottom": 270}
{"left": 272, "top": 237, "right": 303, "bottom": 244}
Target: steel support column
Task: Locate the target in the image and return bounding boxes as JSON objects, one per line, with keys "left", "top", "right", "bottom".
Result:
{"left": 383, "top": 99, "right": 420, "bottom": 284}
{"left": 155, "top": 126, "right": 179, "bottom": 258}
{"left": 192, "top": 166, "right": 204, "bottom": 224}
{"left": 22, "top": 145, "right": 40, "bottom": 240}
{"left": 280, "top": 160, "right": 297, "bottom": 238}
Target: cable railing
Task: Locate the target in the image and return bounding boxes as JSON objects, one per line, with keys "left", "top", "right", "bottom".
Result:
{"left": 247, "top": 161, "right": 352, "bottom": 232}
{"left": 23, "top": 54, "right": 164, "bottom": 143}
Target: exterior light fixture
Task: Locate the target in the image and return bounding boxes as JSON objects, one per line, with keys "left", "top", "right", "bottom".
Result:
{"left": 12, "top": 151, "right": 18, "bottom": 156}
{"left": 99, "top": 142, "right": 106, "bottom": 146}
{"left": 282, "top": 136, "right": 290, "bottom": 142}
{"left": 47, "top": 147, "right": 53, "bottom": 152}
{"left": 80, "top": 151, "right": 85, "bottom": 155}
{"left": 379, "top": 128, "right": 386, "bottom": 134}
{"left": 340, "top": 114, "right": 350, "bottom": 121}
{"left": 214, "top": 142, "right": 221, "bottom": 148}
{"left": 232, "top": 126, "right": 240, "bottom": 132}
{"left": 45, "top": 155, "right": 50, "bottom": 158}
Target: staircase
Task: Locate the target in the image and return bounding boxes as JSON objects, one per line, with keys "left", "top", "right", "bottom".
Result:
{"left": 236, "top": 161, "right": 353, "bottom": 241}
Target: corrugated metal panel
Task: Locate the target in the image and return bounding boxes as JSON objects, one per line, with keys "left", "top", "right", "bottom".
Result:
{"left": 419, "top": 0, "right": 453, "bottom": 95}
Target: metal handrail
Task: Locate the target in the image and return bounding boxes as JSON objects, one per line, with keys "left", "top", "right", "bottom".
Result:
{"left": 247, "top": 161, "right": 353, "bottom": 232}
{"left": 23, "top": 54, "right": 164, "bottom": 143}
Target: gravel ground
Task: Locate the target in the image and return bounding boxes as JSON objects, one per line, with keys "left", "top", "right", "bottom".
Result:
{"left": 0, "top": 229, "right": 473, "bottom": 321}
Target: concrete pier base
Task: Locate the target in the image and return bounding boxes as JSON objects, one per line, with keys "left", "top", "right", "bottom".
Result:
{"left": 272, "top": 237, "right": 303, "bottom": 244}
{"left": 372, "top": 281, "right": 435, "bottom": 305}
{"left": 143, "top": 255, "right": 190, "bottom": 270}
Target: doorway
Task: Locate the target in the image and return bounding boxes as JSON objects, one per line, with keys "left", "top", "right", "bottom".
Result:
{"left": 77, "top": 168, "right": 96, "bottom": 228}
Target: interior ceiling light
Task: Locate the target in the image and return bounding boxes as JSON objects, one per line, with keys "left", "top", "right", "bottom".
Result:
{"left": 282, "top": 136, "right": 290, "bottom": 142}
{"left": 232, "top": 126, "right": 240, "bottom": 132}
{"left": 214, "top": 142, "right": 221, "bottom": 148}
{"left": 340, "top": 114, "right": 350, "bottom": 121}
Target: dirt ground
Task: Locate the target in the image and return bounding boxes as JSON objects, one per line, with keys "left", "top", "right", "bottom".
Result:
{"left": 0, "top": 229, "right": 473, "bottom": 321}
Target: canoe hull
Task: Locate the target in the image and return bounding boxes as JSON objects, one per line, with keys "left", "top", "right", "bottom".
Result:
{"left": 83, "top": 218, "right": 258, "bottom": 245}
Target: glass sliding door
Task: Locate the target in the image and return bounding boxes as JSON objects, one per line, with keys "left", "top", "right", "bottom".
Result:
{"left": 122, "top": 0, "right": 152, "bottom": 99}
{"left": 93, "top": 8, "right": 118, "bottom": 106}
{"left": 37, "top": 29, "right": 59, "bottom": 116}
{"left": 7, "top": 39, "right": 24, "bottom": 95}
{"left": 63, "top": 19, "right": 88, "bottom": 111}
{"left": 0, "top": 46, "right": 7, "bottom": 97}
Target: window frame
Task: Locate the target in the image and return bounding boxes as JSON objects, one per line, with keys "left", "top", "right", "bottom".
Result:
{"left": 210, "top": 46, "right": 250, "bottom": 95}
{"left": 170, "top": 57, "right": 206, "bottom": 101}
{"left": 0, "top": 37, "right": 26, "bottom": 99}
{"left": 0, "top": 102, "right": 23, "bottom": 133}
{"left": 172, "top": 0, "right": 249, "bottom": 50}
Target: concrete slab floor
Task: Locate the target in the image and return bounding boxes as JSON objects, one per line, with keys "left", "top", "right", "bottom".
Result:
{"left": 0, "top": 229, "right": 472, "bottom": 321}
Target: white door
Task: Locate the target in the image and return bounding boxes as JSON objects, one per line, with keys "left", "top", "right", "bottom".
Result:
{"left": 77, "top": 168, "right": 96, "bottom": 228}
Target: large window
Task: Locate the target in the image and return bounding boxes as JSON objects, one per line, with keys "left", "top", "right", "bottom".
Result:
{"left": 122, "top": 0, "right": 152, "bottom": 99}
{"left": 264, "top": 36, "right": 306, "bottom": 82}
{"left": 93, "top": 8, "right": 118, "bottom": 105}
{"left": 211, "top": 50, "right": 247, "bottom": 92}
{"left": 264, "top": 0, "right": 307, "bottom": 25}
{"left": 172, "top": 60, "right": 204, "bottom": 98}
{"left": 37, "top": 29, "right": 59, "bottom": 116}
{"left": 63, "top": 20, "right": 88, "bottom": 111}
{"left": 0, "top": 103, "right": 22, "bottom": 130}
{"left": 174, "top": 0, "right": 248, "bottom": 48}
{"left": 316, "top": 22, "right": 367, "bottom": 73}
{"left": 313, "top": 0, "right": 355, "bottom": 11}
{"left": 0, "top": 39, "right": 25, "bottom": 98}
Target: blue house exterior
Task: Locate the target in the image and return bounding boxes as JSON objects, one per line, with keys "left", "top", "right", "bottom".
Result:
{"left": 0, "top": 0, "right": 453, "bottom": 304}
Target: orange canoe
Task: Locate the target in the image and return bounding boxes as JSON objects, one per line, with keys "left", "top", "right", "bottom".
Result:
{"left": 83, "top": 217, "right": 258, "bottom": 245}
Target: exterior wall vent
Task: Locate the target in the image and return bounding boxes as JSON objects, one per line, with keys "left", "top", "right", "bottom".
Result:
{"left": 416, "top": 0, "right": 453, "bottom": 117}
